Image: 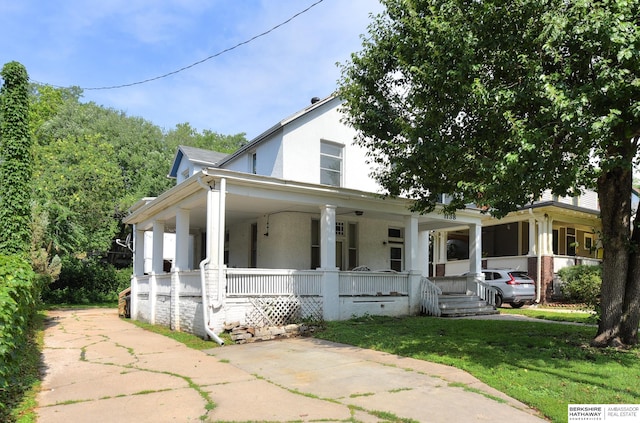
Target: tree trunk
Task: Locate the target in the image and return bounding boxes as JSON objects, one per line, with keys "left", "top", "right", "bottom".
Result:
{"left": 621, "top": 202, "right": 640, "bottom": 345}
{"left": 592, "top": 167, "right": 632, "bottom": 347}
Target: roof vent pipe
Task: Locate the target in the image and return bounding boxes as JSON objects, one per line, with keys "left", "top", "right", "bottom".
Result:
{"left": 311, "top": 96, "right": 321, "bottom": 104}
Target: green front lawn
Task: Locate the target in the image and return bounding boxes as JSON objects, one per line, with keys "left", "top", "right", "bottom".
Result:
{"left": 313, "top": 314, "right": 639, "bottom": 423}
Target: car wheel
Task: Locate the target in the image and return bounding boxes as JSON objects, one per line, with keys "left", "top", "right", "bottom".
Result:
{"left": 495, "top": 293, "right": 503, "bottom": 308}
{"left": 510, "top": 301, "right": 525, "bottom": 309}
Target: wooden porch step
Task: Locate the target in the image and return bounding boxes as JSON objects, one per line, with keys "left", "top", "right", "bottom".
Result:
{"left": 438, "top": 294, "right": 498, "bottom": 317}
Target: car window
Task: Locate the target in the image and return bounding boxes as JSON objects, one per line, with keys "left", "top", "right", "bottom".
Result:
{"left": 510, "top": 271, "right": 533, "bottom": 280}
{"left": 482, "top": 271, "right": 492, "bottom": 280}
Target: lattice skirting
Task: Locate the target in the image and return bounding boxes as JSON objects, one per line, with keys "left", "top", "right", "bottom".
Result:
{"left": 245, "top": 295, "right": 323, "bottom": 327}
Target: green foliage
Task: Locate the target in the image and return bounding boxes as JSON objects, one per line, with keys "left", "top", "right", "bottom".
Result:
{"left": 0, "top": 62, "right": 32, "bottom": 255}
{"left": 164, "top": 122, "right": 247, "bottom": 153}
{"left": 339, "top": 0, "right": 640, "bottom": 218}
{"left": 28, "top": 85, "right": 247, "bottom": 265}
{"left": 558, "top": 265, "right": 602, "bottom": 311}
{"left": 0, "top": 255, "right": 39, "bottom": 422}
{"left": 339, "top": 0, "right": 640, "bottom": 346}
{"left": 315, "top": 315, "right": 639, "bottom": 422}
{"left": 42, "top": 256, "right": 129, "bottom": 304}
{"left": 33, "top": 134, "right": 124, "bottom": 254}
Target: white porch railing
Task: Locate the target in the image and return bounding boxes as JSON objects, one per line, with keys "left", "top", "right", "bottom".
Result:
{"left": 225, "top": 268, "right": 323, "bottom": 296}
{"left": 471, "top": 279, "right": 498, "bottom": 306}
{"left": 420, "top": 277, "right": 442, "bottom": 316}
{"left": 339, "top": 271, "right": 409, "bottom": 296}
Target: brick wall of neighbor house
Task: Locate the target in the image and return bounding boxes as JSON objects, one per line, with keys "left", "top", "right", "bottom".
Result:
{"left": 540, "top": 256, "right": 554, "bottom": 303}
{"left": 528, "top": 256, "right": 555, "bottom": 304}
{"left": 436, "top": 263, "right": 445, "bottom": 277}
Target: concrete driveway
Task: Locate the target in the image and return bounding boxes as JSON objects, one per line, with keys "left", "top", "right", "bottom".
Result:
{"left": 36, "top": 308, "right": 547, "bottom": 422}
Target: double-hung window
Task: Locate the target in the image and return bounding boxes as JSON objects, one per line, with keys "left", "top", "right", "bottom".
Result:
{"left": 320, "top": 140, "right": 343, "bottom": 186}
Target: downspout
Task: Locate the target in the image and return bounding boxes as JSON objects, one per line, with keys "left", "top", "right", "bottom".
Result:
{"left": 529, "top": 208, "right": 542, "bottom": 304}
{"left": 197, "top": 175, "right": 225, "bottom": 345}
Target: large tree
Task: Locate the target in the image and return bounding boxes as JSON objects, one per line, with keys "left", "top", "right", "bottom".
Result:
{"left": 0, "top": 62, "right": 32, "bottom": 256}
{"left": 339, "top": 0, "right": 640, "bottom": 347}
{"left": 29, "top": 84, "right": 248, "bottom": 261}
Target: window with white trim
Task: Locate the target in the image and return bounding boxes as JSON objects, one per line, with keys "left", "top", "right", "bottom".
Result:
{"left": 251, "top": 152, "right": 257, "bottom": 174}
{"left": 320, "top": 140, "right": 343, "bottom": 186}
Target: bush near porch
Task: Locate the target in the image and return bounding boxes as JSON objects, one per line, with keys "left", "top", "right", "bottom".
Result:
{"left": 557, "top": 265, "right": 602, "bottom": 312}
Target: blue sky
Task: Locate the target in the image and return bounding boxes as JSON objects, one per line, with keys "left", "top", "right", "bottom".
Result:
{"left": 0, "top": 0, "right": 384, "bottom": 139}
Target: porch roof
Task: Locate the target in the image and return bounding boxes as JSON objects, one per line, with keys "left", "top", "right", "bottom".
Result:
{"left": 123, "top": 167, "right": 484, "bottom": 233}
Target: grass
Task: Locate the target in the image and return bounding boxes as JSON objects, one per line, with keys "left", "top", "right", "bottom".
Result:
{"left": 8, "top": 311, "right": 46, "bottom": 423}
{"left": 44, "top": 302, "right": 117, "bottom": 310}
{"left": 312, "top": 313, "right": 640, "bottom": 423}
{"left": 501, "top": 306, "right": 597, "bottom": 324}
{"left": 128, "top": 319, "right": 231, "bottom": 349}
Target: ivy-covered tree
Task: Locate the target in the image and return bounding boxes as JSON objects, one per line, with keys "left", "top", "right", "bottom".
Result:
{"left": 0, "top": 61, "right": 32, "bottom": 255}
{"left": 339, "top": 0, "right": 640, "bottom": 347}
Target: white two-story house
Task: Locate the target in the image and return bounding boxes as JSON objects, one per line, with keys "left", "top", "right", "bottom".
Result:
{"left": 123, "top": 95, "right": 491, "bottom": 342}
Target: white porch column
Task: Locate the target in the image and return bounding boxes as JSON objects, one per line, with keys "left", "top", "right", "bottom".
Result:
{"left": 528, "top": 217, "right": 537, "bottom": 256}
{"left": 404, "top": 215, "right": 418, "bottom": 271}
{"left": 172, "top": 209, "right": 190, "bottom": 331}
{"left": 319, "top": 205, "right": 339, "bottom": 321}
{"left": 203, "top": 177, "right": 226, "bottom": 328}
{"left": 404, "top": 216, "right": 423, "bottom": 315}
{"left": 438, "top": 231, "right": 448, "bottom": 263}
{"left": 547, "top": 217, "right": 554, "bottom": 255}
{"left": 174, "top": 208, "right": 190, "bottom": 271}
{"left": 152, "top": 221, "right": 165, "bottom": 273}
{"left": 131, "top": 225, "right": 145, "bottom": 320}
{"left": 468, "top": 223, "right": 482, "bottom": 275}
{"left": 134, "top": 225, "right": 145, "bottom": 276}
{"left": 466, "top": 222, "right": 484, "bottom": 295}
{"left": 418, "top": 230, "right": 430, "bottom": 277}
{"left": 539, "top": 215, "right": 553, "bottom": 255}
{"left": 320, "top": 205, "right": 337, "bottom": 269}
{"left": 150, "top": 221, "right": 165, "bottom": 325}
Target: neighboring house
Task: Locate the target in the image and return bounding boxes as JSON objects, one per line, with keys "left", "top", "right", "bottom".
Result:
{"left": 434, "top": 191, "right": 604, "bottom": 303}
{"left": 123, "top": 95, "right": 490, "bottom": 340}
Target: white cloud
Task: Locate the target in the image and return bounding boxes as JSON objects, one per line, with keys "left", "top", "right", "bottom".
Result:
{"left": 0, "top": 0, "right": 384, "bottom": 139}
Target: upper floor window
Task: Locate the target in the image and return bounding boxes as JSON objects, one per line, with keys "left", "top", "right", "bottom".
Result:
{"left": 320, "top": 140, "right": 343, "bottom": 186}
{"left": 251, "top": 152, "right": 257, "bottom": 174}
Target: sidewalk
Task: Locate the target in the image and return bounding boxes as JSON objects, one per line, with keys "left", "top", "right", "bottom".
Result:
{"left": 36, "top": 308, "right": 547, "bottom": 422}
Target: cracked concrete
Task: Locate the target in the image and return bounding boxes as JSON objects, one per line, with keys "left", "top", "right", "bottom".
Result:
{"left": 36, "top": 308, "right": 548, "bottom": 422}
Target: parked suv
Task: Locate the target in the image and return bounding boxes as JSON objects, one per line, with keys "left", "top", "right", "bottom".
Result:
{"left": 481, "top": 269, "right": 536, "bottom": 308}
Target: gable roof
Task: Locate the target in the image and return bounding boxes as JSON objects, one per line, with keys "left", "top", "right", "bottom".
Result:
{"left": 216, "top": 94, "right": 340, "bottom": 167}
{"left": 168, "top": 145, "right": 229, "bottom": 178}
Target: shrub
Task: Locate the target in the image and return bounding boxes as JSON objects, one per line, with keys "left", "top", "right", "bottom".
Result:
{"left": 0, "top": 255, "right": 38, "bottom": 421}
{"left": 42, "top": 256, "right": 127, "bottom": 304}
{"left": 557, "top": 265, "right": 601, "bottom": 310}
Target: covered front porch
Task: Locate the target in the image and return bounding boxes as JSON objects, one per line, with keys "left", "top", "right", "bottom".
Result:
{"left": 123, "top": 168, "right": 490, "bottom": 340}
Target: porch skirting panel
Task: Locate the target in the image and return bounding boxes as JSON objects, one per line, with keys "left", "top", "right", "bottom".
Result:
{"left": 129, "top": 268, "right": 427, "bottom": 338}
